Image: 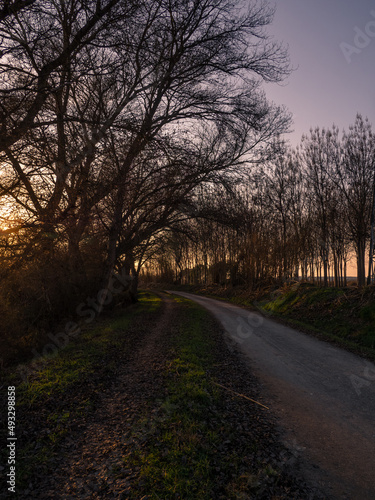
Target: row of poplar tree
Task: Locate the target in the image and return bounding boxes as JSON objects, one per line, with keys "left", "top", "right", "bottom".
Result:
{"left": 144, "top": 114, "right": 375, "bottom": 289}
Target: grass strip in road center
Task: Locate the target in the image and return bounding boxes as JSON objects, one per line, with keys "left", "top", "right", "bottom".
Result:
{"left": 124, "top": 297, "right": 221, "bottom": 498}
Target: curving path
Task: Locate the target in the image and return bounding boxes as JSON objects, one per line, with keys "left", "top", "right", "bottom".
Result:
{"left": 169, "top": 291, "right": 375, "bottom": 500}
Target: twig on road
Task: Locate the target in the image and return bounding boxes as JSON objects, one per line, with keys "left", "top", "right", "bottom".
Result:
{"left": 212, "top": 381, "right": 270, "bottom": 410}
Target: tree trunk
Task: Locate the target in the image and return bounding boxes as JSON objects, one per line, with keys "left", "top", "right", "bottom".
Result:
{"left": 68, "top": 236, "right": 87, "bottom": 288}
{"left": 357, "top": 239, "right": 366, "bottom": 287}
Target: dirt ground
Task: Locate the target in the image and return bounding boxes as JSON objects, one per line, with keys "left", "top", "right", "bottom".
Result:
{"left": 4, "top": 293, "right": 328, "bottom": 499}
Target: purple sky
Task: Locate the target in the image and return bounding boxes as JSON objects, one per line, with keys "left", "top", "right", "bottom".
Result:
{"left": 265, "top": 0, "right": 375, "bottom": 147}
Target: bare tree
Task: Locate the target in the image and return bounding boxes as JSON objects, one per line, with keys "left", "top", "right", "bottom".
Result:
{"left": 93, "top": 0, "right": 291, "bottom": 298}
{"left": 0, "top": 1, "right": 37, "bottom": 21}
{"left": 299, "top": 127, "right": 339, "bottom": 286}
{"left": 336, "top": 115, "right": 375, "bottom": 287}
{"left": 0, "top": 0, "right": 124, "bottom": 152}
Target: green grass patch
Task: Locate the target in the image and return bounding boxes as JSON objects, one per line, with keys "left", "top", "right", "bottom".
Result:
{"left": 263, "top": 289, "right": 300, "bottom": 314}
{"left": 0, "top": 291, "right": 162, "bottom": 494}
{"left": 258, "top": 284, "right": 375, "bottom": 359}
{"left": 125, "top": 298, "right": 220, "bottom": 499}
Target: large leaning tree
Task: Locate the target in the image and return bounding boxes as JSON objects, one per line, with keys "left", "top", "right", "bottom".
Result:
{"left": 0, "top": 0, "right": 291, "bottom": 302}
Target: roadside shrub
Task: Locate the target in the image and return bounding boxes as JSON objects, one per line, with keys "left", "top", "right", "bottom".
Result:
{"left": 0, "top": 248, "right": 104, "bottom": 367}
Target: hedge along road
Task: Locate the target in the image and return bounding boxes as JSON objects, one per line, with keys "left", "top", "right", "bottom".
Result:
{"left": 168, "top": 291, "right": 375, "bottom": 500}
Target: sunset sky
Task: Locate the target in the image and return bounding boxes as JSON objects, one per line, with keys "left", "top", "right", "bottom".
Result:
{"left": 266, "top": 0, "right": 375, "bottom": 147}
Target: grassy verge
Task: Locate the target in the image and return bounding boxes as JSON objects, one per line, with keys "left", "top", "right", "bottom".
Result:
{"left": 0, "top": 291, "right": 162, "bottom": 495}
{"left": 124, "top": 296, "right": 309, "bottom": 499}
{"left": 257, "top": 283, "right": 375, "bottom": 361}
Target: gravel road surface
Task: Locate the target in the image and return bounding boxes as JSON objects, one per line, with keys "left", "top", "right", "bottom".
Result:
{"left": 169, "top": 291, "right": 375, "bottom": 500}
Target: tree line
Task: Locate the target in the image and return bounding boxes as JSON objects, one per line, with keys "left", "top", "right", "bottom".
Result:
{"left": 0, "top": 0, "right": 290, "bottom": 344}
{"left": 144, "top": 115, "right": 375, "bottom": 289}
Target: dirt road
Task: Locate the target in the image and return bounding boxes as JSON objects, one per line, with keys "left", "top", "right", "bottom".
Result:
{"left": 10, "top": 293, "right": 323, "bottom": 499}
{"left": 169, "top": 291, "right": 375, "bottom": 500}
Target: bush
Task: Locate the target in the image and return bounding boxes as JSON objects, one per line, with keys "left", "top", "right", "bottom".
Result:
{"left": 0, "top": 248, "right": 104, "bottom": 367}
